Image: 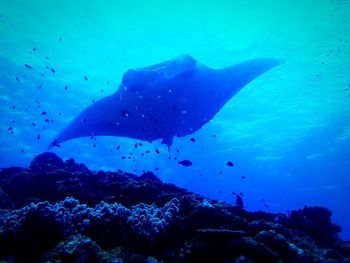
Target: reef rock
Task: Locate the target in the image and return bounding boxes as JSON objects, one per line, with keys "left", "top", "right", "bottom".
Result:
{"left": 0, "top": 152, "right": 348, "bottom": 262}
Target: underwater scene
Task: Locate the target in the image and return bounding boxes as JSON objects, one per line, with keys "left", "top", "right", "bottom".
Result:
{"left": 1, "top": 0, "right": 350, "bottom": 262}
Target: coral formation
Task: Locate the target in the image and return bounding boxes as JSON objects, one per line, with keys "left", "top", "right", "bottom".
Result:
{"left": 0, "top": 152, "right": 349, "bottom": 262}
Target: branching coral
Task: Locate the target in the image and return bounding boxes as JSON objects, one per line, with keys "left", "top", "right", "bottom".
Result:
{"left": 0, "top": 197, "right": 180, "bottom": 241}
{"left": 127, "top": 198, "right": 180, "bottom": 238}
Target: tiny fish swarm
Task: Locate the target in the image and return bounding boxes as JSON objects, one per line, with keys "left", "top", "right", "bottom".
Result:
{"left": 0, "top": 153, "right": 349, "bottom": 262}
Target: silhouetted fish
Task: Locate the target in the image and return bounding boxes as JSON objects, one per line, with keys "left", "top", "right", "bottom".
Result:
{"left": 236, "top": 195, "right": 244, "bottom": 208}
{"left": 227, "top": 161, "right": 234, "bottom": 167}
{"left": 178, "top": 160, "right": 192, "bottom": 167}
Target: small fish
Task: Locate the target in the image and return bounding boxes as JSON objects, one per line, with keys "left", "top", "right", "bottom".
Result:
{"left": 226, "top": 161, "right": 234, "bottom": 167}
{"left": 121, "top": 156, "right": 126, "bottom": 159}
{"left": 38, "top": 85, "right": 42, "bottom": 90}
{"left": 31, "top": 122, "right": 36, "bottom": 126}
{"left": 120, "top": 109, "right": 129, "bottom": 117}
{"left": 25, "top": 64, "right": 32, "bottom": 69}
{"left": 50, "top": 68, "right": 56, "bottom": 73}
{"left": 235, "top": 195, "right": 244, "bottom": 208}
{"left": 64, "top": 85, "right": 68, "bottom": 90}
{"left": 190, "top": 137, "right": 196, "bottom": 142}
{"left": 155, "top": 149, "right": 160, "bottom": 154}
{"left": 37, "top": 134, "right": 41, "bottom": 140}
{"left": 41, "top": 111, "right": 47, "bottom": 115}
{"left": 116, "top": 145, "right": 120, "bottom": 150}
{"left": 12, "top": 105, "right": 15, "bottom": 109}
{"left": 178, "top": 160, "right": 192, "bottom": 167}
{"left": 32, "top": 47, "right": 37, "bottom": 52}
{"left": 8, "top": 126, "right": 13, "bottom": 131}
{"left": 145, "top": 150, "right": 150, "bottom": 153}
{"left": 241, "top": 176, "right": 246, "bottom": 179}
{"left": 84, "top": 76, "right": 88, "bottom": 81}
{"left": 59, "top": 37, "right": 62, "bottom": 41}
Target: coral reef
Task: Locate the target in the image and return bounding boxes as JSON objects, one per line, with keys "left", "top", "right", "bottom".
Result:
{"left": 0, "top": 152, "right": 349, "bottom": 262}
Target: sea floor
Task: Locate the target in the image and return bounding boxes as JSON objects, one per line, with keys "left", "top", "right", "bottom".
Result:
{"left": 0, "top": 152, "right": 349, "bottom": 262}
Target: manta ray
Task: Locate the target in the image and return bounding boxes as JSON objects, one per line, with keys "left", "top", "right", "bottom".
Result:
{"left": 49, "top": 55, "right": 283, "bottom": 149}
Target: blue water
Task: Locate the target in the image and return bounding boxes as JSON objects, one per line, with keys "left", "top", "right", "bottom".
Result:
{"left": 1, "top": 0, "right": 350, "bottom": 239}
